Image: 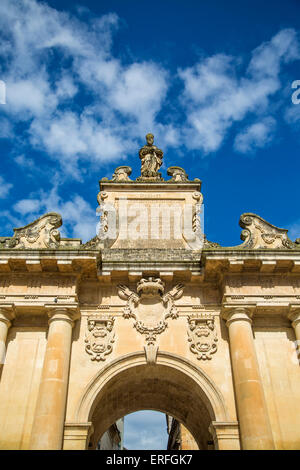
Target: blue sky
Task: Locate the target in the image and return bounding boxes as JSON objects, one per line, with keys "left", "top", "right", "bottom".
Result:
{"left": 124, "top": 411, "right": 168, "bottom": 450}
{"left": 0, "top": 0, "right": 300, "bottom": 246}
{"left": 1, "top": 0, "right": 300, "bottom": 450}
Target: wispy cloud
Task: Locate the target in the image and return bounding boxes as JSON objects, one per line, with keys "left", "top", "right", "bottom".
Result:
{"left": 0, "top": 176, "right": 13, "bottom": 199}
{"left": 234, "top": 117, "right": 276, "bottom": 153}
{"left": 0, "top": 0, "right": 169, "bottom": 176}
{"left": 178, "top": 29, "right": 299, "bottom": 153}
{"left": 12, "top": 180, "right": 97, "bottom": 241}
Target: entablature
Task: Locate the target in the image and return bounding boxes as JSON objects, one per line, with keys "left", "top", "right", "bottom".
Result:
{"left": 0, "top": 249, "right": 99, "bottom": 275}
{"left": 203, "top": 249, "right": 300, "bottom": 281}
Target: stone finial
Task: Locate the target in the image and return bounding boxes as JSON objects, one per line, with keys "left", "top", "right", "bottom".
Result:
{"left": 167, "top": 166, "right": 189, "bottom": 182}
{"left": 111, "top": 166, "right": 132, "bottom": 182}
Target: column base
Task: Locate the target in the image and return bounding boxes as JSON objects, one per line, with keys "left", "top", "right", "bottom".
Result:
{"left": 63, "top": 423, "right": 94, "bottom": 450}
{"left": 209, "top": 422, "right": 240, "bottom": 450}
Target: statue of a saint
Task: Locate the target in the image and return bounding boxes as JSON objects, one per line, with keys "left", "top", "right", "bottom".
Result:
{"left": 139, "top": 134, "right": 163, "bottom": 179}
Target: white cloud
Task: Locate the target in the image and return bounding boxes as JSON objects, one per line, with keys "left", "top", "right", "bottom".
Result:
{"left": 0, "top": 176, "right": 13, "bottom": 198}
{"left": 124, "top": 411, "right": 168, "bottom": 450}
{"left": 0, "top": 0, "right": 169, "bottom": 175}
{"left": 14, "top": 198, "right": 41, "bottom": 214}
{"left": 0, "top": 0, "right": 299, "bottom": 172}
{"left": 14, "top": 154, "right": 35, "bottom": 168}
{"left": 178, "top": 29, "right": 299, "bottom": 153}
{"left": 0, "top": 117, "right": 13, "bottom": 139}
{"left": 285, "top": 104, "right": 300, "bottom": 125}
{"left": 234, "top": 117, "right": 276, "bottom": 153}
{"left": 248, "top": 28, "right": 300, "bottom": 79}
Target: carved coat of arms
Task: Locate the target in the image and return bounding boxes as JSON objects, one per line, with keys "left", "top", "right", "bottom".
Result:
{"left": 117, "top": 278, "right": 184, "bottom": 363}
{"left": 85, "top": 315, "right": 115, "bottom": 361}
{"left": 187, "top": 314, "right": 218, "bottom": 360}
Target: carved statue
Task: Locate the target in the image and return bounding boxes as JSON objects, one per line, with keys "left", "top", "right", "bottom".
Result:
{"left": 138, "top": 134, "right": 163, "bottom": 180}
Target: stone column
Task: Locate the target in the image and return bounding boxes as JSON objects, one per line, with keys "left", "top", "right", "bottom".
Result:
{"left": 288, "top": 306, "right": 300, "bottom": 364}
{"left": 222, "top": 307, "right": 274, "bottom": 450}
{"left": 0, "top": 304, "right": 15, "bottom": 367}
{"left": 29, "top": 305, "right": 79, "bottom": 450}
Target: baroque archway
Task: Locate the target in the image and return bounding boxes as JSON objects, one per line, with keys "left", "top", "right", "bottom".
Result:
{"left": 65, "top": 352, "right": 237, "bottom": 450}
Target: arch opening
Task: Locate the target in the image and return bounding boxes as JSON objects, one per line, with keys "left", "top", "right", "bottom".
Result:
{"left": 84, "top": 360, "right": 221, "bottom": 449}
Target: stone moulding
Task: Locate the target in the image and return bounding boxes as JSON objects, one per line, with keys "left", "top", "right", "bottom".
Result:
{"left": 85, "top": 315, "right": 115, "bottom": 362}
{"left": 0, "top": 212, "right": 62, "bottom": 249}
{"left": 187, "top": 313, "right": 218, "bottom": 360}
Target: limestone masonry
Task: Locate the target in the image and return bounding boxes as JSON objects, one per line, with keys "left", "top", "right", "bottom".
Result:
{"left": 0, "top": 135, "right": 299, "bottom": 450}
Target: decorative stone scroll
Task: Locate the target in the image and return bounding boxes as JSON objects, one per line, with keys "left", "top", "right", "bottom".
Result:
{"left": 117, "top": 278, "right": 184, "bottom": 364}
{"left": 238, "top": 213, "right": 300, "bottom": 250}
{"left": 111, "top": 166, "right": 132, "bottom": 182}
{"left": 1, "top": 213, "right": 62, "bottom": 249}
{"left": 187, "top": 314, "right": 218, "bottom": 360}
{"left": 85, "top": 315, "right": 115, "bottom": 361}
{"left": 167, "top": 166, "right": 189, "bottom": 182}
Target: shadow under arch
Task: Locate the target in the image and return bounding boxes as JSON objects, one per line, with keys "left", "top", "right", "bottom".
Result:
{"left": 75, "top": 351, "right": 230, "bottom": 449}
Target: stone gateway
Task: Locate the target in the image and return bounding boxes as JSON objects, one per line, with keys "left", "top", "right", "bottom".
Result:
{"left": 0, "top": 135, "right": 299, "bottom": 450}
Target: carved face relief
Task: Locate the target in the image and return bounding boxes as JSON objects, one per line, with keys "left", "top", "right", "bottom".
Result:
{"left": 188, "top": 314, "right": 218, "bottom": 360}
{"left": 85, "top": 316, "right": 115, "bottom": 361}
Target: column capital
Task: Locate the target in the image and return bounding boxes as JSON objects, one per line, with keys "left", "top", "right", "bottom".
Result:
{"left": 221, "top": 304, "right": 256, "bottom": 326}
{"left": 0, "top": 303, "right": 15, "bottom": 326}
{"left": 288, "top": 303, "right": 300, "bottom": 327}
{"left": 45, "top": 303, "right": 80, "bottom": 327}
